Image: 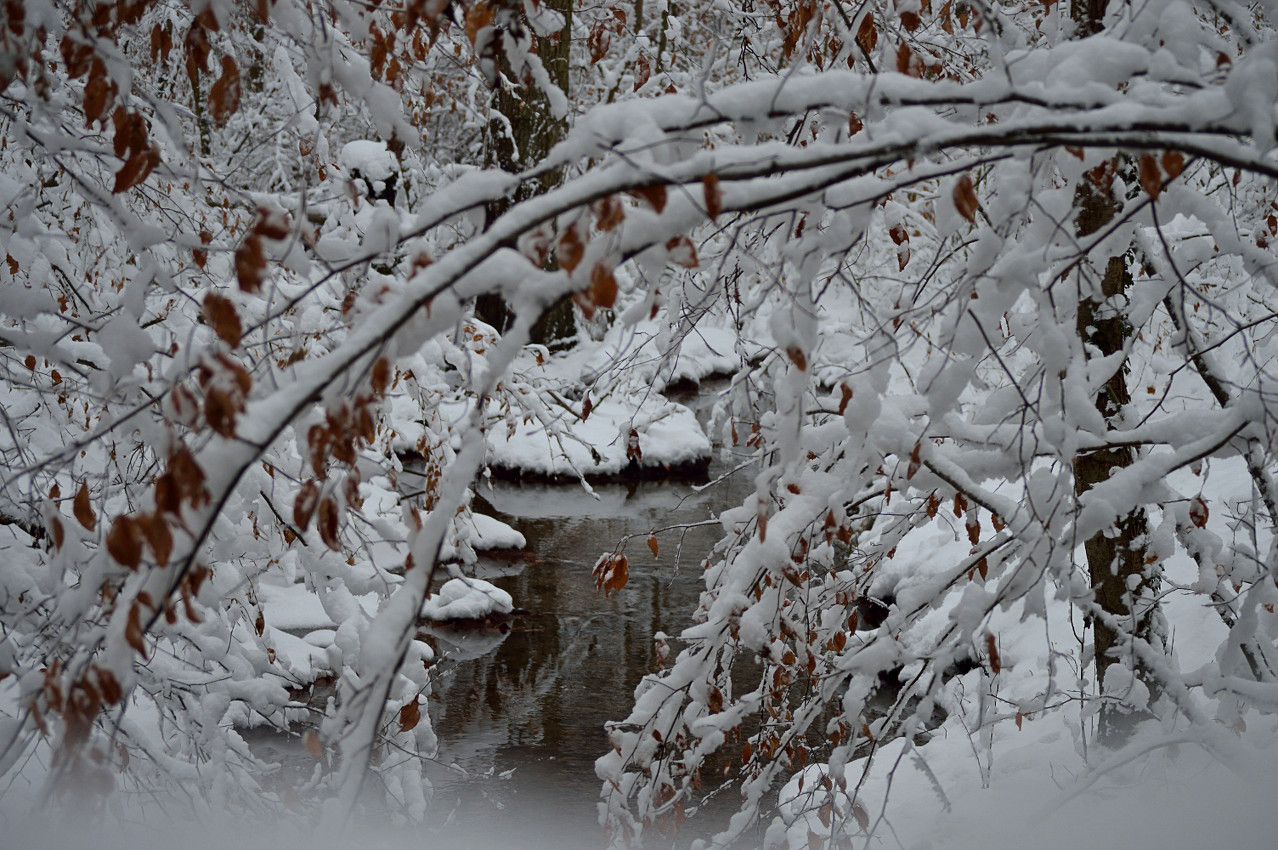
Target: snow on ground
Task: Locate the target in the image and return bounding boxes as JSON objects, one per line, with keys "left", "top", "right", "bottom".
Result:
{"left": 444, "top": 393, "right": 710, "bottom": 479}
{"left": 421, "top": 577, "right": 513, "bottom": 621}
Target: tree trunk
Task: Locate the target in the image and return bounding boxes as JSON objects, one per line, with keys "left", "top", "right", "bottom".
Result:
{"left": 479, "top": 0, "right": 577, "bottom": 347}
{"left": 1071, "top": 0, "right": 1163, "bottom": 744}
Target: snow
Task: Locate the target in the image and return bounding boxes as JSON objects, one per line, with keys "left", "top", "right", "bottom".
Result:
{"left": 421, "top": 577, "right": 513, "bottom": 621}
{"left": 338, "top": 139, "right": 397, "bottom": 183}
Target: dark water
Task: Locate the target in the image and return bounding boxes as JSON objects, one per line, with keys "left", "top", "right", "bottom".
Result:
{"left": 422, "top": 401, "right": 756, "bottom": 846}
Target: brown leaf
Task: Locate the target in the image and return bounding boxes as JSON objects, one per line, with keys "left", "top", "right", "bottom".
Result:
{"left": 294, "top": 481, "right": 319, "bottom": 530}
{"left": 113, "top": 145, "right": 160, "bottom": 194}
{"left": 967, "top": 513, "right": 980, "bottom": 545}
{"left": 1138, "top": 153, "right": 1162, "bottom": 199}
{"left": 590, "top": 263, "right": 618, "bottom": 308}
{"left": 785, "top": 346, "right": 807, "bottom": 371}
{"left": 665, "top": 235, "right": 698, "bottom": 268}
{"left": 630, "top": 184, "right": 667, "bottom": 213}
{"left": 849, "top": 111, "right": 863, "bottom": 136}
{"left": 900, "top": 10, "right": 921, "bottom": 31}
{"left": 107, "top": 516, "right": 143, "bottom": 569}
{"left": 83, "top": 59, "right": 114, "bottom": 127}
{"left": 203, "top": 387, "right": 238, "bottom": 438}
{"left": 647, "top": 536, "right": 659, "bottom": 559}
{"left": 399, "top": 699, "right": 421, "bottom": 732}
{"left": 1161, "top": 150, "right": 1185, "bottom": 181}
{"left": 557, "top": 225, "right": 584, "bottom": 273}
{"left": 137, "top": 512, "right": 172, "bottom": 567}
{"left": 953, "top": 492, "right": 968, "bottom": 516}
{"left": 633, "top": 52, "right": 651, "bottom": 91}
{"left": 61, "top": 36, "right": 93, "bottom": 79}
{"left": 593, "top": 195, "right": 625, "bottom": 231}
{"left": 1189, "top": 495, "right": 1209, "bottom": 528}
{"left": 838, "top": 383, "right": 853, "bottom": 415}
{"left": 593, "top": 553, "right": 630, "bottom": 597}
{"left": 252, "top": 206, "right": 291, "bottom": 240}
{"left": 702, "top": 174, "right": 723, "bottom": 220}
{"left": 125, "top": 601, "right": 147, "bottom": 657}
{"left": 203, "top": 292, "right": 243, "bottom": 348}
{"left": 304, "top": 730, "right": 323, "bottom": 757}
{"left": 50, "top": 516, "right": 65, "bottom": 550}
{"left": 906, "top": 442, "right": 922, "bottom": 480}
{"left": 953, "top": 174, "right": 979, "bottom": 223}
{"left": 581, "top": 393, "right": 592, "bottom": 421}
{"left": 464, "top": 2, "right": 495, "bottom": 45}
{"left": 73, "top": 481, "right": 96, "bottom": 531}
{"left": 856, "top": 13, "right": 878, "bottom": 54}
{"left": 317, "top": 497, "right": 341, "bottom": 551}
{"left": 371, "top": 357, "right": 391, "bottom": 397}
{"left": 985, "top": 632, "right": 1001, "bottom": 674}
{"left": 853, "top": 801, "right": 869, "bottom": 830}
{"left": 235, "top": 234, "right": 266, "bottom": 293}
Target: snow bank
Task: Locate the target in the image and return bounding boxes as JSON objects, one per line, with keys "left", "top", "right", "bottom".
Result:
{"left": 474, "top": 395, "right": 711, "bottom": 479}
{"left": 421, "top": 577, "right": 513, "bottom": 621}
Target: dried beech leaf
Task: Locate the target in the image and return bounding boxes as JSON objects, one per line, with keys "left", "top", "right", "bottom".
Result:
{"left": 1139, "top": 153, "right": 1162, "bottom": 199}
{"left": 953, "top": 174, "right": 979, "bottom": 223}
{"left": 235, "top": 234, "right": 266, "bottom": 293}
{"left": 985, "top": 632, "right": 1001, "bottom": 674}
{"left": 647, "top": 536, "right": 659, "bottom": 558}
{"left": 665, "top": 235, "right": 698, "bottom": 269}
{"left": 208, "top": 55, "right": 241, "bottom": 125}
{"left": 107, "top": 516, "right": 143, "bottom": 569}
{"left": 73, "top": 481, "right": 96, "bottom": 531}
{"left": 557, "top": 225, "right": 584, "bottom": 273}
{"left": 1189, "top": 495, "right": 1209, "bottom": 528}
{"left": 703, "top": 174, "right": 723, "bottom": 220}
{"left": 294, "top": 481, "right": 319, "bottom": 530}
{"left": 633, "top": 52, "right": 651, "bottom": 91}
{"left": 304, "top": 730, "right": 323, "bottom": 757}
{"left": 203, "top": 292, "right": 243, "bottom": 348}
{"left": 399, "top": 699, "right": 421, "bottom": 732}
{"left": 1161, "top": 150, "right": 1185, "bottom": 180}
{"left": 589, "top": 263, "right": 618, "bottom": 308}
{"left": 125, "top": 601, "right": 147, "bottom": 657}
{"left": 138, "top": 512, "right": 172, "bottom": 567}
{"left": 630, "top": 184, "right": 667, "bottom": 213}
{"left": 317, "top": 497, "right": 341, "bottom": 551}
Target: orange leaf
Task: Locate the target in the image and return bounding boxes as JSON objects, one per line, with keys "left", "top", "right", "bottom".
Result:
{"left": 203, "top": 292, "right": 243, "bottom": 348}
{"left": 856, "top": 13, "right": 877, "bottom": 53}
{"left": 665, "top": 235, "right": 698, "bottom": 268}
{"left": 1139, "top": 153, "right": 1162, "bottom": 199}
{"left": 125, "top": 601, "right": 147, "bottom": 658}
{"left": 593, "top": 195, "right": 625, "bottom": 231}
{"left": 317, "top": 497, "right": 341, "bottom": 550}
{"left": 633, "top": 52, "right": 651, "bottom": 91}
{"left": 647, "top": 536, "right": 659, "bottom": 558}
{"left": 138, "top": 512, "right": 173, "bottom": 567}
{"left": 557, "top": 225, "right": 584, "bottom": 273}
{"left": 399, "top": 699, "right": 421, "bottom": 732}
{"left": 702, "top": 174, "right": 723, "bottom": 220}
{"left": 953, "top": 174, "right": 979, "bottom": 223}
{"left": 985, "top": 632, "right": 1001, "bottom": 674}
{"left": 1189, "top": 495, "right": 1209, "bottom": 528}
{"left": 107, "top": 516, "right": 143, "bottom": 569}
{"left": 590, "top": 263, "right": 618, "bottom": 308}
{"left": 73, "top": 481, "right": 96, "bottom": 531}
{"left": 293, "top": 481, "right": 319, "bottom": 530}
{"left": 630, "top": 184, "right": 667, "bottom": 213}
{"left": 785, "top": 346, "right": 807, "bottom": 371}
{"left": 235, "top": 234, "right": 266, "bottom": 293}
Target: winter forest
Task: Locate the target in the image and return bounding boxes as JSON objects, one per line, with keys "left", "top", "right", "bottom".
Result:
{"left": 2, "top": 0, "right": 1278, "bottom": 847}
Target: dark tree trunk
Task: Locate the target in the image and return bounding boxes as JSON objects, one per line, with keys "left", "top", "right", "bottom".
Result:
{"left": 1071, "top": 0, "right": 1163, "bottom": 745}
{"left": 478, "top": 0, "right": 577, "bottom": 348}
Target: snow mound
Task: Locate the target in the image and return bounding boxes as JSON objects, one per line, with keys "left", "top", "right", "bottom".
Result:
{"left": 421, "top": 577, "right": 513, "bottom": 621}
{"left": 479, "top": 395, "right": 711, "bottom": 478}
{"left": 468, "top": 512, "right": 526, "bottom": 550}
{"left": 338, "top": 139, "right": 397, "bottom": 183}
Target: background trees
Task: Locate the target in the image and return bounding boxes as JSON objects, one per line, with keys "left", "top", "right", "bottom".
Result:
{"left": 1, "top": 0, "right": 1277, "bottom": 846}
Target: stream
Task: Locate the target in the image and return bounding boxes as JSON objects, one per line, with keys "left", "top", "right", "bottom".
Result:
{"left": 420, "top": 388, "right": 756, "bottom": 847}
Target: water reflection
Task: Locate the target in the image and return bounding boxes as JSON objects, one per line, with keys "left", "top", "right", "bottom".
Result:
{"left": 424, "top": 458, "right": 756, "bottom": 846}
